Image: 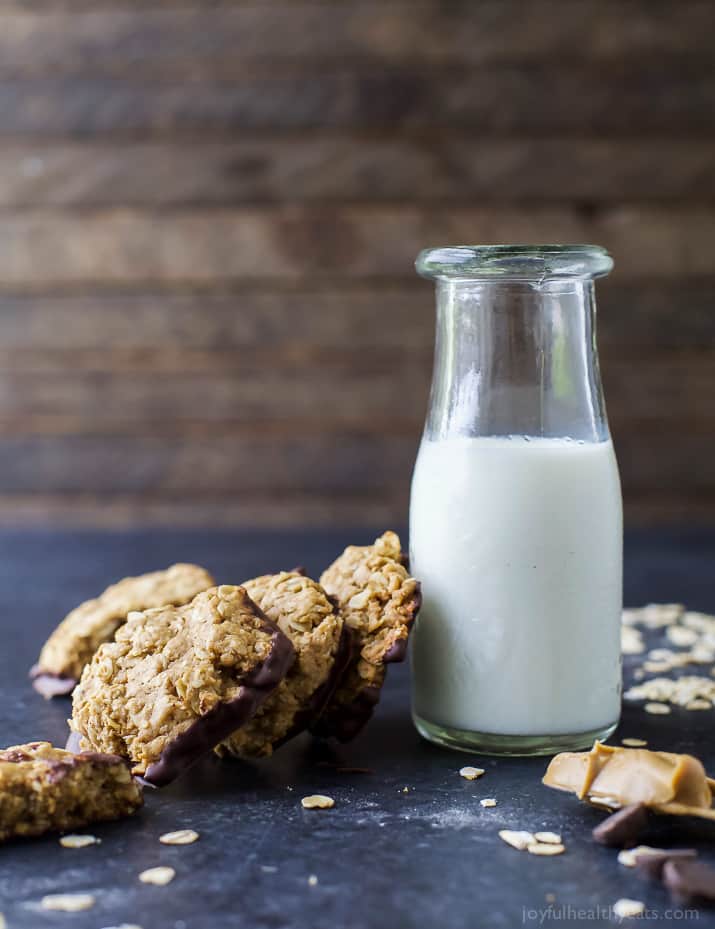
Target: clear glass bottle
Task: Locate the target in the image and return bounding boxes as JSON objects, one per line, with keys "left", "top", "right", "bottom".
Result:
{"left": 410, "top": 245, "right": 622, "bottom": 756}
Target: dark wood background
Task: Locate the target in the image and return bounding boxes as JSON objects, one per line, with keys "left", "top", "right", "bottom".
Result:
{"left": 0, "top": 0, "right": 713, "bottom": 529}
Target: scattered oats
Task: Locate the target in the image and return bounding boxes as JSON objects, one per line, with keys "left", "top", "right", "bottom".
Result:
{"left": 623, "top": 604, "right": 684, "bottom": 628}
{"left": 621, "top": 738, "right": 648, "bottom": 747}
{"left": 301, "top": 795, "right": 334, "bottom": 810}
{"left": 613, "top": 899, "right": 645, "bottom": 919}
{"left": 527, "top": 842, "right": 565, "bottom": 856}
{"left": 459, "top": 766, "right": 485, "bottom": 780}
{"left": 159, "top": 829, "right": 199, "bottom": 845}
{"left": 683, "top": 611, "right": 715, "bottom": 633}
{"left": 626, "top": 675, "right": 715, "bottom": 707}
{"left": 534, "top": 831, "right": 562, "bottom": 845}
{"left": 645, "top": 702, "right": 671, "bottom": 715}
{"left": 59, "top": 834, "right": 100, "bottom": 849}
{"left": 617, "top": 849, "right": 637, "bottom": 868}
{"left": 648, "top": 648, "right": 676, "bottom": 661}
{"left": 139, "top": 866, "right": 176, "bottom": 886}
{"left": 261, "top": 865, "right": 277, "bottom": 873}
{"left": 686, "top": 698, "right": 711, "bottom": 710}
{"left": 690, "top": 644, "right": 715, "bottom": 664}
{"left": 621, "top": 626, "right": 645, "bottom": 655}
{"left": 480, "top": 798, "right": 497, "bottom": 808}
{"left": 100, "top": 925, "right": 144, "bottom": 929}
{"left": 308, "top": 875, "right": 318, "bottom": 886}
{"left": 667, "top": 625, "right": 699, "bottom": 648}
{"left": 41, "top": 894, "right": 95, "bottom": 912}
{"left": 618, "top": 846, "right": 664, "bottom": 868}
{"left": 499, "top": 830, "right": 535, "bottom": 850}
{"left": 643, "top": 660, "right": 675, "bottom": 673}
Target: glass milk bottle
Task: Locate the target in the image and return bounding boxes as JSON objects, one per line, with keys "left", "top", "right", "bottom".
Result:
{"left": 410, "top": 245, "right": 622, "bottom": 755}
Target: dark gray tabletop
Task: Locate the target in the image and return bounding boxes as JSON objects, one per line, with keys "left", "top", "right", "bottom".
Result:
{"left": 1, "top": 528, "right": 714, "bottom": 929}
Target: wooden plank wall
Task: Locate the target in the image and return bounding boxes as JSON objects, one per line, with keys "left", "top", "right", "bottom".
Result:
{"left": 0, "top": 0, "right": 713, "bottom": 528}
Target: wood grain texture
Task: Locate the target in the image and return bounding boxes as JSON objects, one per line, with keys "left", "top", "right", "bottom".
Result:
{"left": 0, "top": 2, "right": 711, "bottom": 76}
{"left": 0, "top": 65, "right": 712, "bottom": 136}
{"left": 0, "top": 138, "right": 713, "bottom": 206}
{"left": 0, "top": 206, "right": 711, "bottom": 289}
{"left": 0, "top": 0, "right": 710, "bottom": 528}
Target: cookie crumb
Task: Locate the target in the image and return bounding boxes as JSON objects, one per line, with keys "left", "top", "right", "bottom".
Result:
{"left": 159, "top": 829, "right": 199, "bottom": 845}
{"left": 534, "top": 831, "right": 562, "bottom": 845}
{"left": 308, "top": 875, "right": 318, "bottom": 886}
{"left": 301, "top": 794, "right": 334, "bottom": 810}
{"left": 480, "top": 798, "right": 497, "bottom": 808}
{"left": 644, "top": 702, "right": 671, "bottom": 715}
{"left": 527, "top": 842, "right": 565, "bottom": 856}
{"left": 139, "top": 866, "right": 176, "bottom": 886}
{"left": 545, "top": 893, "right": 556, "bottom": 904}
{"left": 613, "top": 899, "right": 645, "bottom": 919}
{"left": 41, "top": 893, "right": 95, "bottom": 912}
{"left": 499, "top": 830, "right": 534, "bottom": 850}
{"left": 59, "top": 834, "right": 100, "bottom": 849}
{"left": 621, "top": 738, "right": 648, "bottom": 747}
{"left": 459, "top": 766, "right": 485, "bottom": 780}
{"left": 401, "top": 786, "right": 410, "bottom": 793}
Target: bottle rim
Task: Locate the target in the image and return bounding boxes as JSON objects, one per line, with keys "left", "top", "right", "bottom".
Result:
{"left": 416, "top": 245, "right": 613, "bottom": 281}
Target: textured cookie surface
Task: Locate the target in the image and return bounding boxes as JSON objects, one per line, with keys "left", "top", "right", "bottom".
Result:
{"left": 314, "top": 531, "right": 421, "bottom": 741}
{"left": 0, "top": 741, "right": 143, "bottom": 843}
{"left": 32, "top": 563, "right": 215, "bottom": 695}
{"left": 218, "top": 572, "right": 345, "bottom": 758}
{"left": 70, "top": 586, "right": 294, "bottom": 785}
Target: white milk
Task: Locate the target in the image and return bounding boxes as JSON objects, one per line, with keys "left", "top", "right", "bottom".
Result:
{"left": 410, "top": 436, "right": 622, "bottom": 737}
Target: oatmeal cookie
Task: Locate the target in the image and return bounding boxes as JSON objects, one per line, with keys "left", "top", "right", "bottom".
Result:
{"left": 312, "top": 531, "right": 421, "bottom": 741}
{"left": 0, "top": 741, "right": 143, "bottom": 843}
{"left": 218, "top": 572, "right": 348, "bottom": 758}
{"left": 70, "top": 586, "right": 294, "bottom": 786}
{"left": 32, "top": 563, "right": 215, "bottom": 697}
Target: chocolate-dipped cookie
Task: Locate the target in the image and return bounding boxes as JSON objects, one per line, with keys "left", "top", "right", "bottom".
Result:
{"left": 218, "top": 572, "right": 348, "bottom": 758}
{"left": 70, "top": 586, "right": 294, "bottom": 786}
{"left": 32, "top": 563, "right": 214, "bottom": 697}
{"left": 0, "top": 741, "right": 143, "bottom": 842}
{"left": 312, "top": 531, "right": 421, "bottom": 741}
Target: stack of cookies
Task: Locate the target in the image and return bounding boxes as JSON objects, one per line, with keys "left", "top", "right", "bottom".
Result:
{"left": 30, "top": 532, "right": 421, "bottom": 789}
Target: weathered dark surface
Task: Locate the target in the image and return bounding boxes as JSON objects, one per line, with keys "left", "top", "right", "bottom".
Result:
{"left": 0, "top": 1, "right": 713, "bottom": 529}
{"left": 1, "top": 528, "right": 715, "bottom": 928}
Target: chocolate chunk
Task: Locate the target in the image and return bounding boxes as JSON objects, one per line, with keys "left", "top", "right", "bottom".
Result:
{"left": 663, "top": 858, "right": 715, "bottom": 904}
{"left": 635, "top": 849, "right": 698, "bottom": 880}
{"left": 592, "top": 803, "right": 650, "bottom": 847}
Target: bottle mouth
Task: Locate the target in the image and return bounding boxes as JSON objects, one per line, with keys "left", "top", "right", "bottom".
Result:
{"left": 416, "top": 245, "right": 613, "bottom": 281}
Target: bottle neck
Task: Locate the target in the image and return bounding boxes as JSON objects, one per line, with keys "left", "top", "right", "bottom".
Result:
{"left": 425, "top": 278, "right": 609, "bottom": 442}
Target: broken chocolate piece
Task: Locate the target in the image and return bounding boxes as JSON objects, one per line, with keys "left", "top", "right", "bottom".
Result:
{"left": 635, "top": 849, "right": 698, "bottom": 880}
{"left": 592, "top": 803, "right": 650, "bottom": 847}
{"left": 663, "top": 859, "right": 715, "bottom": 905}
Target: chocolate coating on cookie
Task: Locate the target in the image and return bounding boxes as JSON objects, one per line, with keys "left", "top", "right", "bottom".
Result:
{"left": 29, "top": 667, "right": 77, "bottom": 698}
{"left": 71, "top": 586, "right": 294, "bottom": 784}
{"left": 145, "top": 627, "right": 295, "bottom": 786}
{"left": 218, "top": 572, "right": 344, "bottom": 759}
{"left": 312, "top": 531, "right": 421, "bottom": 742}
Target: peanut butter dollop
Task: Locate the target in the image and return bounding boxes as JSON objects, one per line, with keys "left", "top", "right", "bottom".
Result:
{"left": 543, "top": 741, "right": 715, "bottom": 819}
